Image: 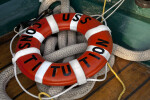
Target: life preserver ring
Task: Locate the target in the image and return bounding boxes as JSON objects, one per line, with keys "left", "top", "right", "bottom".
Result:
{"left": 14, "top": 13, "right": 113, "bottom": 86}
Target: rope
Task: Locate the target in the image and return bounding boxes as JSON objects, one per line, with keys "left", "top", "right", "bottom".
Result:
{"left": 11, "top": 48, "right": 110, "bottom": 100}
{"left": 0, "top": 66, "right": 21, "bottom": 100}
{"left": 90, "top": 0, "right": 125, "bottom": 21}
{"left": 102, "top": 1, "right": 126, "bottom": 100}
{"left": 9, "top": 15, "right": 111, "bottom": 100}
{"left": 107, "top": 62, "right": 126, "bottom": 100}
{"left": 37, "top": 1, "right": 112, "bottom": 99}
{"left": 102, "top": 0, "right": 107, "bottom": 15}
{"left": 113, "top": 44, "right": 150, "bottom": 61}
{"left": 8, "top": 0, "right": 112, "bottom": 99}
{"left": 0, "top": 0, "right": 150, "bottom": 100}
{"left": 101, "top": 0, "right": 107, "bottom": 21}
{"left": 38, "top": 92, "right": 54, "bottom": 100}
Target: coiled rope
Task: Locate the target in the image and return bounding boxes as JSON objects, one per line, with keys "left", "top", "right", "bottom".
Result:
{"left": 0, "top": 0, "right": 150, "bottom": 100}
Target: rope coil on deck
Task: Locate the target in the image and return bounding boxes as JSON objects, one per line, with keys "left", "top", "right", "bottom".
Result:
{"left": 0, "top": 0, "right": 150, "bottom": 100}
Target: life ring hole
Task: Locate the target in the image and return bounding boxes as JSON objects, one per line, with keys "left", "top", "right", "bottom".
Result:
{"left": 40, "top": 31, "right": 88, "bottom": 63}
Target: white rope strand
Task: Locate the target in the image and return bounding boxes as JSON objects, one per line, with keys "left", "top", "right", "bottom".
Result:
{"left": 91, "top": 0, "right": 125, "bottom": 20}
{"left": 13, "top": 60, "right": 108, "bottom": 99}
{"left": 10, "top": 28, "right": 27, "bottom": 57}
{"left": 9, "top": 14, "right": 109, "bottom": 100}
{"left": 87, "top": 65, "right": 107, "bottom": 82}
{"left": 105, "top": 0, "right": 125, "bottom": 20}
{"left": 1, "top": 0, "right": 148, "bottom": 100}
{"left": 10, "top": 32, "right": 108, "bottom": 99}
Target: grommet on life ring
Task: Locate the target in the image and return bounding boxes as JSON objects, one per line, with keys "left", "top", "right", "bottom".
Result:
{"left": 13, "top": 13, "right": 113, "bottom": 86}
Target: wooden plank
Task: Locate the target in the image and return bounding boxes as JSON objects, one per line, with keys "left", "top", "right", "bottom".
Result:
{"left": 15, "top": 86, "right": 39, "bottom": 100}
{"left": 86, "top": 62, "right": 150, "bottom": 100}
{"left": 128, "top": 79, "right": 150, "bottom": 100}
{"left": 6, "top": 57, "right": 130, "bottom": 100}
{"left": 0, "top": 37, "right": 19, "bottom": 72}
{"left": 3, "top": 56, "right": 150, "bottom": 100}
{"left": 92, "top": 57, "right": 133, "bottom": 91}
{"left": 6, "top": 74, "right": 35, "bottom": 98}
{"left": 79, "top": 57, "right": 132, "bottom": 100}
{"left": 0, "top": 31, "right": 16, "bottom": 45}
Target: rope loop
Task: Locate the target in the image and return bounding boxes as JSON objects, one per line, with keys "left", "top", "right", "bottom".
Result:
{"left": 9, "top": 0, "right": 150, "bottom": 100}
{"left": 38, "top": 92, "right": 54, "bottom": 100}
{"left": 10, "top": 24, "right": 110, "bottom": 99}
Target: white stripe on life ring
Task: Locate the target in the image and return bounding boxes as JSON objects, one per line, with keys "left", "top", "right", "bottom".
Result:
{"left": 23, "top": 31, "right": 45, "bottom": 43}
{"left": 46, "top": 15, "right": 59, "bottom": 34}
{"left": 35, "top": 61, "right": 52, "bottom": 83}
{"left": 69, "top": 59, "right": 87, "bottom": 85}
{"left": 12, "top": 47, "right": 41, "bottom": 63}
{"left": 85, "top": 25, "right": 111, "bottom": 40}
{"left": 86, "top": 45, "right": 110, "bottom": 61}
{"left": 70, "top": 13, "right": 83, "bottom": 31}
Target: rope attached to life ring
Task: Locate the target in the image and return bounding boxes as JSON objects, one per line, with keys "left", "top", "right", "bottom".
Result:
{"left": 38, "top": 92, "right": 54, "bottom": 100}
{"left": 0, "top": 0, "right": 150, "bottom": 100}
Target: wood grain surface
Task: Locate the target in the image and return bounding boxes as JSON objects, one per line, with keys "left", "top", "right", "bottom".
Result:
{"left": 0, "top": 35, "right": 150, "bottom": 100}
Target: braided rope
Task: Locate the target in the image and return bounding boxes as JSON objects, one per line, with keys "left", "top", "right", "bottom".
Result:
{"left": 38, "top": 0, "right": 107, "bottom": 99}
{"left": 0, "top": 66, "right": 21, "bottom": 100}
{"left": 37, "top": 0, "right": 114, "bottom": 100}
{"left": 0, "top": 0, "right": 150, "bottom": 100}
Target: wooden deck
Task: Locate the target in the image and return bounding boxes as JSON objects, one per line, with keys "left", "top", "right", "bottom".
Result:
{"left": 0, "top": 33, "right": 150, "bottom": 100}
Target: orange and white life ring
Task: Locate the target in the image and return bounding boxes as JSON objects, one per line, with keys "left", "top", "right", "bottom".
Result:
{"left": 13, "top": 13, "right": 113, "bottom": 86}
